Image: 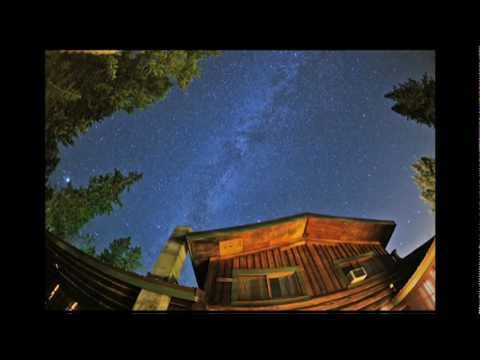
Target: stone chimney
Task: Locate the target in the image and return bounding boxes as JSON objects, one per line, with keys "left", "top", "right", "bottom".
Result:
{"left": 132, "top": 226, "right": 192, "bottom": 310}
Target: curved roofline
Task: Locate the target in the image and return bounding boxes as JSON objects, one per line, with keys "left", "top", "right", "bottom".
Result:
{"left": 46, "top": 231, "right": 202, "bottom": 302}
{"left": 391, "top": 237, "right": 435, "bottom": 307}
{"left": 187, "top": 212, "right": 396, "bottom": 241}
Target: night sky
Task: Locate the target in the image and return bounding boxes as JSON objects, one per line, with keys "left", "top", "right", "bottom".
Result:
{"left": 48, "top": 50, "right": 435, "bottom": 287}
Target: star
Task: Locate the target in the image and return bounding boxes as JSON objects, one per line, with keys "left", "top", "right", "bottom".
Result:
{"left": 47, "top": 50, "right": 435, "bottom": 286}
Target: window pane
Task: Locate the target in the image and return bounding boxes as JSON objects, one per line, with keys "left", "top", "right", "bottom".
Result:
{"left": 238, "top": 276, "right": 269, "bottom": 301}
{"left": 234, "top": 269, "right": 306, "bottom": 302}
{"left": 270, "top": 278, "right": 282, "bottom": 298}
{"left": 291, "top": 273, "right": 302, "bottom": 296}
{"left": 251, "top": 277, "right": 269, "bottom": 300}
{"left": 279, "top": 273, "right": 302, "bottom": 297}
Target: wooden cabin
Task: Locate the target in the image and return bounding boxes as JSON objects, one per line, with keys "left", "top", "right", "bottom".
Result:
{"left": 45, "top": 212, "right": 435, "bottom": 311}
{"left": 186, "top": 213, "right": 435, "bottom": 311}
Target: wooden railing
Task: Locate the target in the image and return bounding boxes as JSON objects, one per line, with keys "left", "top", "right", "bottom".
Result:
{"left": 46, "top": 231, "right": 202, "bottom": 310}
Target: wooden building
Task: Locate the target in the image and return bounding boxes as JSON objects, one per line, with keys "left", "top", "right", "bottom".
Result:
{"left": 45, "top": 212, "right": 435, "bottom": 311}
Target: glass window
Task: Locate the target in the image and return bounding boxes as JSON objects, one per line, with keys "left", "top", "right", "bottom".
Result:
{"left": 230, "top": 267, "right": 307, "bottom": 304}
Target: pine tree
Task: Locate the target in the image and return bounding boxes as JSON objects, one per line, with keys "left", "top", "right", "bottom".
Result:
{"left": 73, "top": 233, "right": 143, "bottom": 273}
{"left": 412, "top": 157, "right": 435, "bottom": 212}
{"left": 385, "top": 73, "right": 435, "bottom": 128}
{"left": 45, "top": 50, "right": 219, "bottom": 181}
{"left": 46, "top": 169, "right": 143, "bottom": 240}
{"left": 74, "top": 233, "right": 97, "bottom": 256}
{"left": 98, "top": 237, "right": 143, "bottom": 272}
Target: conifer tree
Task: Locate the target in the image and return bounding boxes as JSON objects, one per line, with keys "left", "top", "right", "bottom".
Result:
{"left": 98, "top": 237, "right": 143, "bottom": 272}
{"left": 45, "top": 50, "right": 218, "bottom": 180}
{"left": 46, "top": 169, "right": 142, "bottom": 240}
{"left": 385, "top": 73, "right": 435, "bottom": 128}
{"left": 412, "top": 157, "right": 435, "bottom": 212}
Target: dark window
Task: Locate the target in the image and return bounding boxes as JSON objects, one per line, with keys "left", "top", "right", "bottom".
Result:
{"left": 232, "top": 267, "right": 306, "bottom": 303}
{"left": 342, "top": 264, "right": 355, "bottom": 277}
{"left": 238, "top": 276, "right": 269, "bottom": 301}
{"left": 270, "top": 277, "right": 282, "bottom": 298}
{"left": 353, "top": 268, "right": 366, "bottom": 277}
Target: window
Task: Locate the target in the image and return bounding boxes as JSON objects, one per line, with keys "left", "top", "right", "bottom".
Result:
{"left": 237, "top": 276, "right": 269, "bottom": 301}
{"left": 346, "top": 266, "right": 368, "bottom": 285}
{"left": 333, "top": 251, "right": 378, "bottom": 287}
{"left": 230, "top": 267, "right": 309, "bottom": 305}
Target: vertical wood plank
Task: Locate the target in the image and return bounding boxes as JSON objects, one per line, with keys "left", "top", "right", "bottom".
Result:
{"left": 348, "top": 243, "right": 361, "bottom": 256}
{"left": 266, "top": 249, "right": 275, "bottom": 268}
{"left": 233, "top": 256, "right": 240, "bottom": 270}
{"left": 213, "top": 261, "right": 224, "bottom": 305}
{"left": 246, "top": 254, "right": 254, "bottom": 269}
{"left": 223, "top": 259, "right": 232, "bottom": 305}
{"left": 340, "top": 243, "right": 354, "bottom": 258}
{"left": 298, "top": 245, "right": 324, "bottom": 295}
{"left": 283, "top": 249, "right": 297, "bottom": 294}
{"left": 357, "top": 244, "right": 368, "bottom": 255}
{"left": 273, "top": 248, "right": 283, "bottom": 267}
{"left": 291, "top": 247, "right": 315, "bottom": 296}
{"left": 203, "top": 260, "right": 217, "bottom": 304}
{"left": 239, "top": 255, "right": 247, "bottom": 269}
{"left": 336, "top": 243, "right": 347, "bottom": 258}
{"left": 325, "top": 244, "right": 340, "bottom": 262}
{"left": 254, "top": 253, "right": 262, "bottom": 269}
{"left": 316, "top": 245, "right": 343, "bottom": 290}
{"left": 307, "top": 244, "right": 336, "bottom": 294}
{"left": 260, "top": 251, "right": 269, "bottom": 269}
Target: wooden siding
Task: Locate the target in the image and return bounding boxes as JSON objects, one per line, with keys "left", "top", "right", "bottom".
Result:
{"left": 393, "top": 262, "right": 435, "bottom": 311}
{"left": 187, "top": 213, "right": 396, "bottom": 282}
{"left": 204, "top": 242, "right": 396, "bottom": 307}
{"left": 305, "top": 216, "right": 394, "bottom": 247}
{"left": 207, "top": 270, "right": 400, "bottom": 311}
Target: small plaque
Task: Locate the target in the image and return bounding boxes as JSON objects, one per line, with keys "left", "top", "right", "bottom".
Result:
{"left": 219, "top": 238, "right": 244, "bottom": 257}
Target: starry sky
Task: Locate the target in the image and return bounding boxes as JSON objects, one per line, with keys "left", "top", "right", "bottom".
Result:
{"left": 48, "top": 50, "right": 435, "bottom": 287}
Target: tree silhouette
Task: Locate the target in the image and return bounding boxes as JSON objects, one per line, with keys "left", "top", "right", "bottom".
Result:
{"left": 98, "top": 237, "right": 143, "bottom": 272}
{"left": 46, "top": 169, "right": 142, "bottom": 240}
{"left": 385, "top": 73, "right": 435, "bottom": 128}
{"left": 45, "top": 50, "right": 219, "bottom": 182}
{"left": 412, "top": 157, "right": 435, "bottom": 212}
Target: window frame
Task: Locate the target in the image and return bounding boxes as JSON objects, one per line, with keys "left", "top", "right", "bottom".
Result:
{"left": 230, "top": 266, "right": 311, "bottom": 306}
{"left": 333, "top": 250, "right": 376, "bottom": 288}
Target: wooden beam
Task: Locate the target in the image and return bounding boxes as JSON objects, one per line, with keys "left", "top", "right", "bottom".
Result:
{"left": 307, "top": 237, "right": 382, "bottom": 246}
{"left": 47, "top": 231, "right": 200, "bottom": 303}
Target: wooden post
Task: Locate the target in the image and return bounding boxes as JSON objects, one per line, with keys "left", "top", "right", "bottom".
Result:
{"left": 133, "top": 226, "right": 192, "bottom": 311}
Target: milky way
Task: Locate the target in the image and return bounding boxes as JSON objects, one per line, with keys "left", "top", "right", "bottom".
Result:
{"left": 49, "top": 50, "right": 435, "bottom": 286}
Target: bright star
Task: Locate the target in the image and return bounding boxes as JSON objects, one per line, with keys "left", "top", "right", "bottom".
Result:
{"left": 65, "top": 177, "right": 71, "bottom": 183}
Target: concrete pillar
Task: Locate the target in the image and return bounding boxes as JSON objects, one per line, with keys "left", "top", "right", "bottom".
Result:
{"left": 133, "top": 226, "right": 192, "bottom": 311}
